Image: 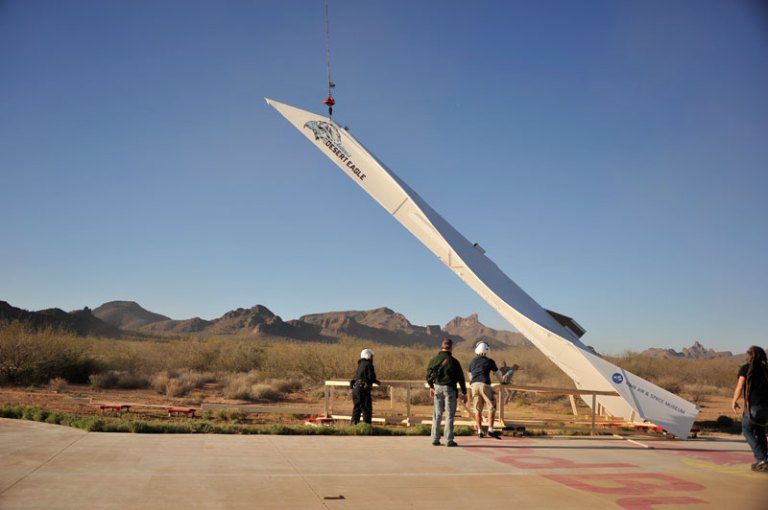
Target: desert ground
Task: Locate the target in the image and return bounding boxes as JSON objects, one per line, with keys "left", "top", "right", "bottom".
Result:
{"left": 0, "top": 381, "right": 737, "bottom": 436}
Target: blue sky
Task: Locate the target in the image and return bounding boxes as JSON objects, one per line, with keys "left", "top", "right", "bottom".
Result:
{"left": 1, "top": 1, "right": 766, "bottom": 355}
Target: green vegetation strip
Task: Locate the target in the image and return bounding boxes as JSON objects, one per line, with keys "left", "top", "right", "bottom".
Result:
{"left": 0, "top": 404, "right": 739, "bottom": 437}
{"left": 0, "top": 404, "right": 457, "bottom": 436}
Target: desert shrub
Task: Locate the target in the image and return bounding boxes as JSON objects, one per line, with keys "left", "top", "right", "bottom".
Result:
{"left": 348, "top": 423, "right": 374, "bottom": 435}
{"left": 406, "top": 424, "right": 431, "bottom": 436}
{"left": 267, "top": 378, "right": 303, "bottom": 393}
{"left": 249, "top": 383, "right": 281, "bottom": 401}
{"left": 222, "top": 372, "right": 258, "bottom": 399}
{"left": 306, "top": 384, "right": 331, "bottom": 400}
{"left": 223, "top": 381, "right": 252, "bottom": 400}
{"left": 373, "top": 348, "right": 432, "bottom": 381}
{"left": 44, "top": 412, "right": 66, "bottom": 425}
{"left": 515, "top": 392, "right": 571, "bottom": 409}
{"left": 149, "top": 372, "right": 172, "bottom": 393}
{"left": 607, "top": 352, "right": 664, "bottom": 381}
{"left": 180, "top": 339, "right": 266, "bottom": 373}
{"left": 0, "top": 322, "right": 97, "bottom": 385}
{"left": 87, "top": 337, "right": 264, "bottom": 376}
{"left": 391, "top": 387, "right": 432, "bottom": 405}
{"left": 164, "top": 379, "right": 187, "bottom": 398}
{"left": 213, "top": 341, "right": 266, "bottom": 372}
{"left": 453, "top": 425, "right": 473, "bottom": 436}
{"left": 57, "top": 357, "right": 100, "bottom": 385}
{"left": 61, "top": 333, "right": 574, "bottom": 390}
{"left": 89, "top": 371, "right": 149, "bottom": 389}
{"left": 95, "top": 339, "right": 194, "bottom": 374}
{"left": 605, "top": 353, "right": 741, "bottom": 392}
{"left": 10, "top": 318, "right": 740, "bottom": 401}
{"left": 0, "top": 404, "right": 24, "bottom": 418}
{"left": 251, "top": 340, "right": 570, "bottom": 387}
{"left": 89, "top": 371, "right": 119, "bottom": 389}
{"left": 683, "top": 383, "right": 721, "bottom": 405}
{"left": 488, "top": 347, "right": 571, "bottom": 387}
{"left": 179, "top": 370, "right": 217, "bottom": 386}
{"left": 409, "top": 389, "right": 433, "bottom": 405}
{"left": 31, "top": 408, "right": 50, "bottom": 422}
{"left": 264, "top": 423, "right": 292, "bottom": 435}
{"left": 259, "top": 341, "right": 350, "bottom": 381}
{"left": 211, "top": 408, "right": 247, "bottom": 423}
{"left": 80, "top": 417, "right": 108, "bottom": 432}
{"left": 149, "top": 370, "right": 216, "bottom": 397}
{"left": 48, "top": 377, "right": 68, "bottom": 393}
{"left": 221, "top": 372, "right": 301, "bottom": 401}
{"left": 655, "top": 376, "right": 683, "bottom": 395}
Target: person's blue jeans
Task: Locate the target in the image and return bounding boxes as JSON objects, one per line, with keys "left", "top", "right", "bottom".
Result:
{"left": 431, "top": 384, "right": 457, "bottom": 443}
{"left": 742, "top": 407, "right": 767, "bottom": 463}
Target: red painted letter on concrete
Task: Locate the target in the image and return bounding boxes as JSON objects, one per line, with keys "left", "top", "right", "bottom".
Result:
{"left": 617, "top": 496, "right": 707, "bottom": 510}
{"left": 544, "top": 474, "right": 705, "bottom": 495}
{"left": 496, "top": 455, "right": 635, "bottom": 470}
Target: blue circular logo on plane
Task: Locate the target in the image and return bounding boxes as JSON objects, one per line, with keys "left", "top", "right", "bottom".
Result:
{"left": 612, "top": 373, "right": 624, "bottom": 384}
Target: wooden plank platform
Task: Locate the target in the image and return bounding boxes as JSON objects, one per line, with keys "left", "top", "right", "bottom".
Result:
{"left": 201, "top": 403, "right": 322, "bottom": 415}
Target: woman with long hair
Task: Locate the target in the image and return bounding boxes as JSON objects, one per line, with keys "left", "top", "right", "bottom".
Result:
{"left": 731, "top": 345, "right": 768, "bottom": 472}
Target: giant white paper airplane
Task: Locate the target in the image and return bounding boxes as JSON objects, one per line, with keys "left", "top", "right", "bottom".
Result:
{"left": 267, "top": 98, "right": 699, "bottom": 438}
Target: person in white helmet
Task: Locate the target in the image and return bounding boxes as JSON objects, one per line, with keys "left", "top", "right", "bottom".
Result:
{"left": 468, "top": 341, "right": 504, "bottom": 438}
{"left": 350, "top": 348, "right": 380, "bottom": 425}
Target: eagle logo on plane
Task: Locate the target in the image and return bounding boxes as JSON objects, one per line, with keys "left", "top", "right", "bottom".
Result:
{"left": 304, "top": 121, "right": 350, "bottom": 157}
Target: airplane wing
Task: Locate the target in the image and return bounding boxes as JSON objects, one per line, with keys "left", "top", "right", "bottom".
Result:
{"left": 266, "top": 98, "right": 699, "bottom": 438}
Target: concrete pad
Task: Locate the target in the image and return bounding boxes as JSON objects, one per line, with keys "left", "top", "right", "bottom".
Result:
{"left": 1, "top": 418, "right": 765, "bottom": 509}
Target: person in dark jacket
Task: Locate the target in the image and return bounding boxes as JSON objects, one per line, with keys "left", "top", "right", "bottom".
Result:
{"left": 732, "top": 345, "right": 768, "bottom": 472}
{"left": 426, "top": 338, "right": 467, "bottom": 446}
{"left": 350, "top": 348, "right": 380, "bottom": 425}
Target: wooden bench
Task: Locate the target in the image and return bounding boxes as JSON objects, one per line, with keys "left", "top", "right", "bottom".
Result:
{"left": 99, "top": 404, "right": 131, "bottom": 414}
{"left": 167, "top": 408, "right": 197, "bottom": 418}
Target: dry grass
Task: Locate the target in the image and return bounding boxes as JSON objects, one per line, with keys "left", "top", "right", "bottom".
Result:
{"left": 149, "top": 370, "right": 217, "bottom": 397}
{"left": 219, "top": 371, "right": 305, "bottom": 401}
{"left": 0, "top": 322, "right": 94, "bottom": 385}
{"left": 605, "top": 352, "right": 740, "bottom": 402}
{"left": 89, "top": 371, "right": 149, "bottom": 390}
{"left": 0, "top": 322, "right": 744, "bottom": 404}
{"left": 47, "top": 377, "right": 68, "bottom": 393}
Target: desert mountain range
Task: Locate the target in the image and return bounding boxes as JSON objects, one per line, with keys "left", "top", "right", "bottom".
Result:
{"left": 0, "top": 300, "right": 732, "bottom": 358}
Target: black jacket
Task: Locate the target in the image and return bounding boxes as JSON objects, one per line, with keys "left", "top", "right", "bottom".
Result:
{"left": 426, "top": 351, "right": 467, "bottom": 395}
{"left": 351, "top": 358, "right": 379, "bottom": 389}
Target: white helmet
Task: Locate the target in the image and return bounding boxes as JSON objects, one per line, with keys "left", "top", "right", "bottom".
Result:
{"left": 360, "top": 348, "right": 374, "bottom": 360}
{"left": 474, "top": 342, "right": 490, "bottom": 356}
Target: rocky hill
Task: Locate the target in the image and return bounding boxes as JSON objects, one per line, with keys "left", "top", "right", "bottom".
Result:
{"left": 641, "top": 341, "right": 732, "bottom": 359}
{"left": 203, "top": 305, "right": 325, "bottom": 340}
{"left": 91, "top": 302, "right": 324, "bottom": 341}
{"left": 298, "top": 307, "right": 447, "bottom": 347}
{"left": 92, "top": 301, "right": 170, "bottom": 330}
{"left": 443, "top": 313, "right": 529, "bottom": 351}
{"left": 2, "top": 299, "right": 526, "bottom": 348}
{"left": 1, "top": 300, "right": 734, "bottom": 359}
{"left": 0, "top": 301, "right": 121, "bottom": 337}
